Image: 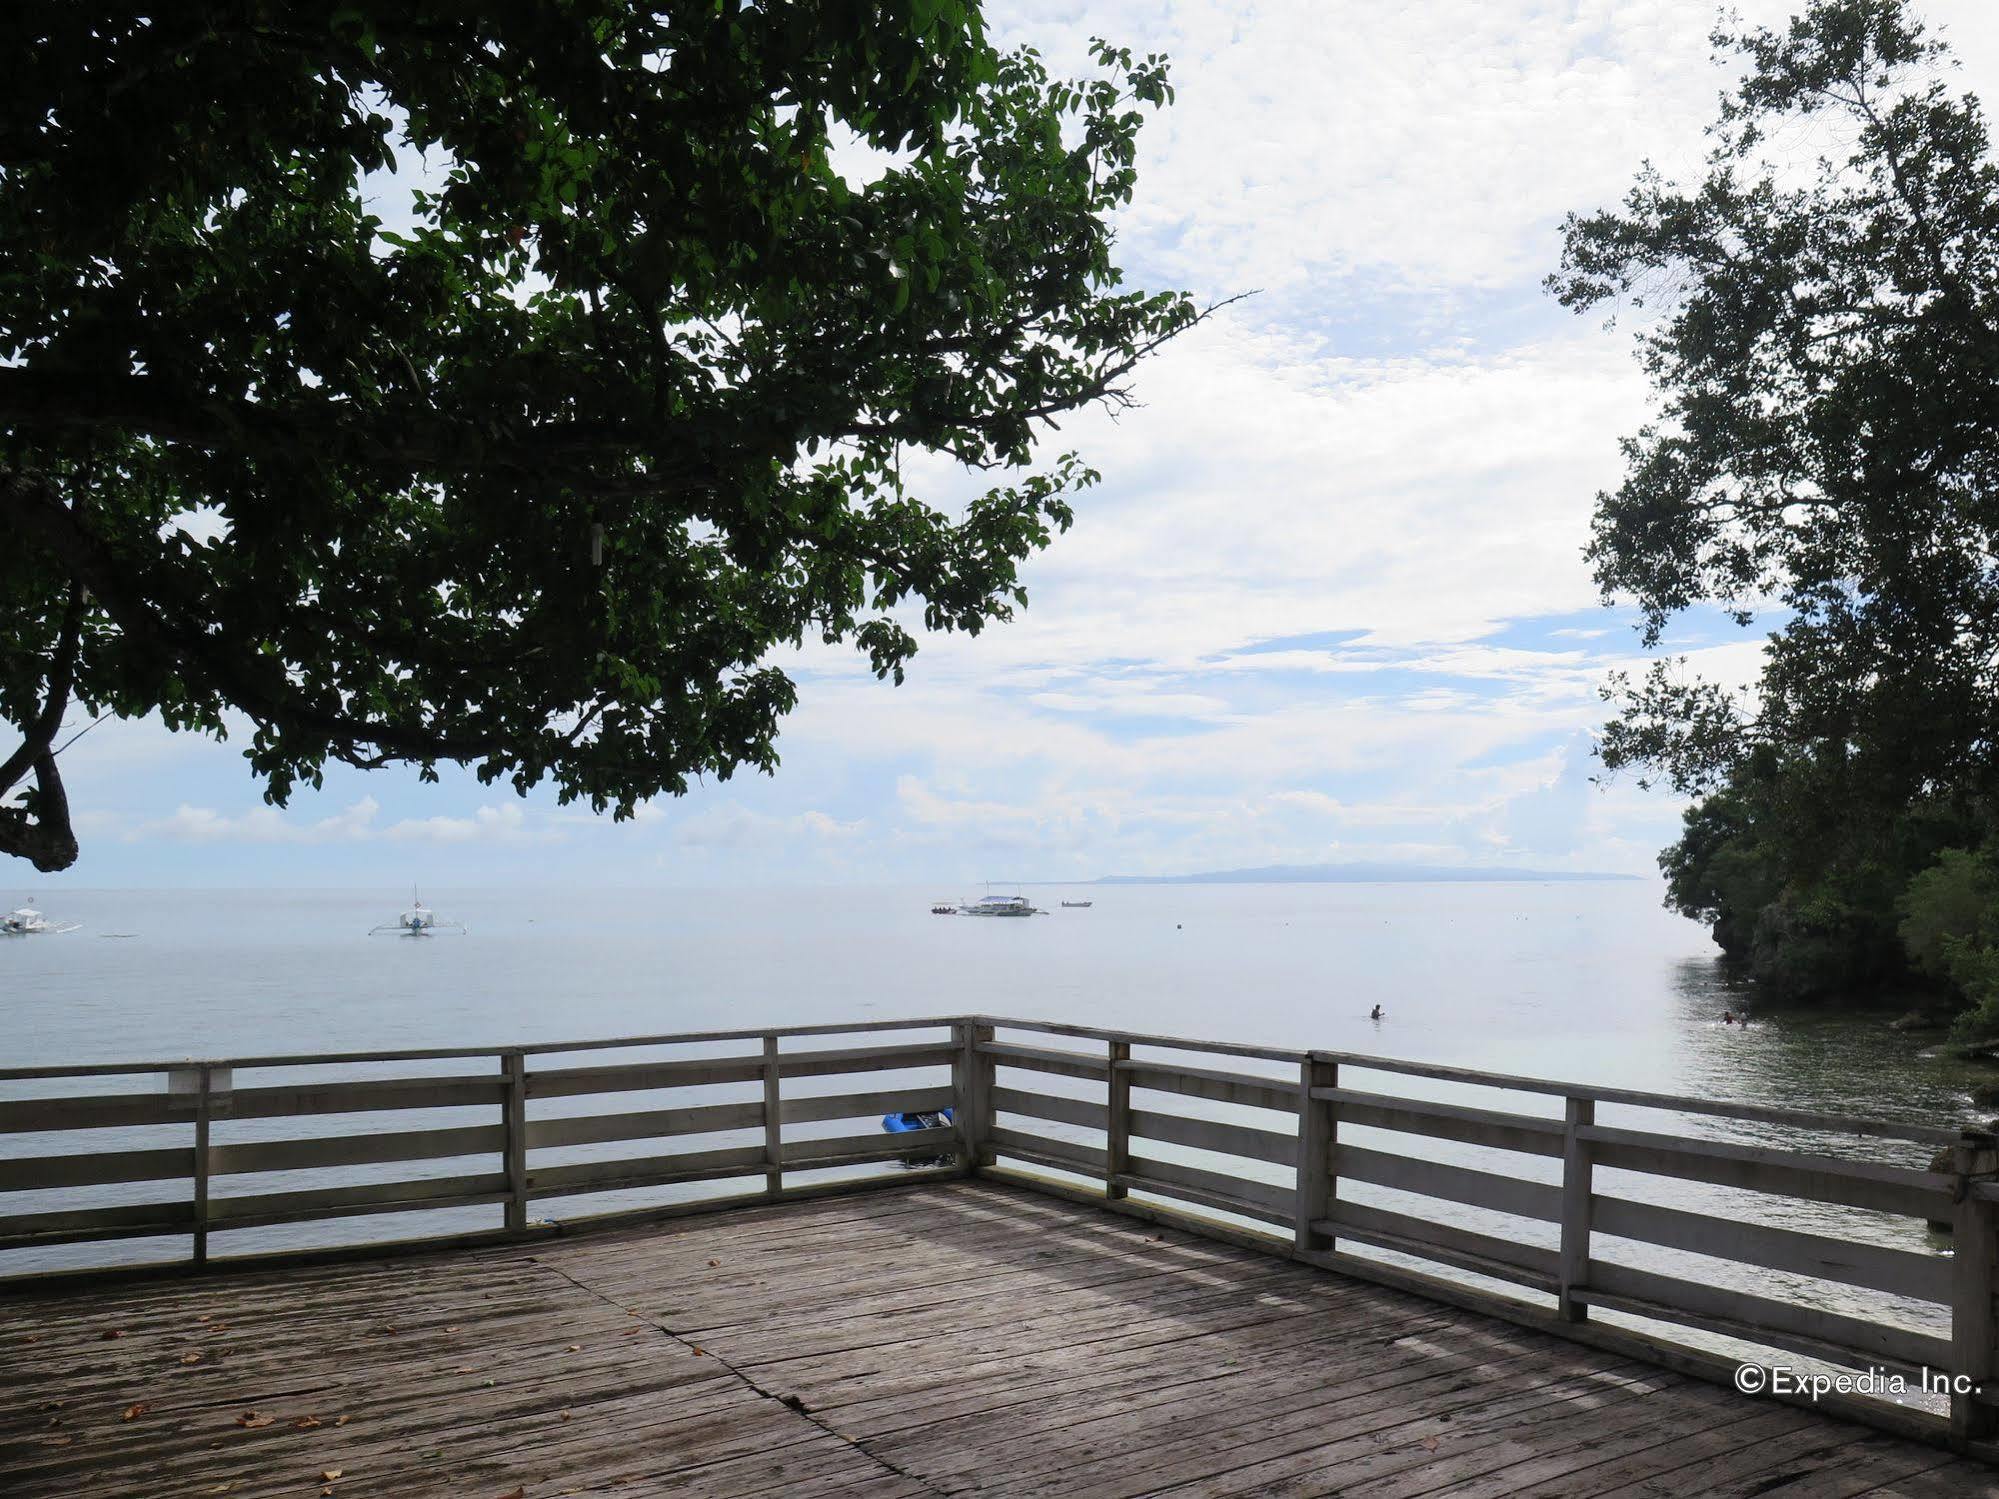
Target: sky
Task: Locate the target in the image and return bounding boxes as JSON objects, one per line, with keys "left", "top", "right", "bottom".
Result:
{"left": 24, "top": 0, "right": 1999, "bottom": 891}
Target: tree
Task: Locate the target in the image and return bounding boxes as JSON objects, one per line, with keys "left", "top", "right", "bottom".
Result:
{"left": 1549, "top": 0, "right": 1999, "bottom": 1006}
{"left": 1550, "top": 0, "right": 1999, "bottom": 811}
{"left": 0, "top": 4, "right": 1204, "bottom": 870}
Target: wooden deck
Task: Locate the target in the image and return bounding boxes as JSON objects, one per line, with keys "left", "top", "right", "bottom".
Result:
{"left": 4, "top": 1180, "right": 1996, "bottom": 1498}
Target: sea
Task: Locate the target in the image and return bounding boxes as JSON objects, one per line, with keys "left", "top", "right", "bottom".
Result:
{"left": 3, "top": 879, "right": 1989, "bottom": 1391}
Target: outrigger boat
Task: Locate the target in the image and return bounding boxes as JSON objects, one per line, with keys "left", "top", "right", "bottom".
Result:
{"left": 2, "top": 904, "right": 79, "bottom": 936}
{"left": 370, "top": 889, "right": 465, "bottom": 936}
{"left": 1060, "top": 900, "right": 1094, "bottom": 908}
{"left": 959, "top": 892, "right": 1041, "bottom": 917}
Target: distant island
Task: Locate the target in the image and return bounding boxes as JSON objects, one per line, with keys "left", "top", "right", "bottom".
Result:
{"left": 1095, "top": 862, "right": 1643, "bottom": 885}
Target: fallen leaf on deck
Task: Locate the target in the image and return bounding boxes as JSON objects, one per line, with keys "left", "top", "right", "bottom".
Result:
{"left": 197, "top": 1314, "right": 212, "bottom": 1323}
{"left": 444, "top": 1325, "right": 460, "bottom": 1333}
{"left": 691, "top": 1346, "right": 705, "bottom": 1357}
{"left": 207, "top": 1485, "right": 233, "bottom": 1494}
{"left": 292, "top": 1415, "right": 321, "bottom": 1430}
{"left": 180, "top": 1352, "right": 204, "bottom": 1365}
{"left": 706, "top": 1259, "right": 719, "bottom": 1268}
{"left": 237, "top": 1411, "right": 274, "bottom": 1429}
{"left": 559, "top": 1409, "right": 572, "bottom": 1422}
{"left": 101, "top": 1329, "right": 124, "bottom": 1341}
{"left": 497, "top": 1488, "right": 525, "bottom": 1499}
{"left": 1421, "top": 1436, "right": 1440, "bottom": 1451}
{"left": 321, "top": 1468, "right": 343, "bottom": 1481}
{"left": 621, "top": 1328, "right": 641, "bottom": 1337}
{"left": 334, "top": 1415, "right": 351, "bottom": 1427}
{"left": 565, "top": 1344, "right": 580, "bottom": 1352}
{"left": 46, "top": 1434, "right": 73, "bottom": 1446}
{"left": 121, "top": 1403, "right": 149, "bottom": 1421}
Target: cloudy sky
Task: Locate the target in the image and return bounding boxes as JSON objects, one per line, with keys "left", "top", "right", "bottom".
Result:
{"left": 30, "top": 0, "right": 1999, "bottom": 889}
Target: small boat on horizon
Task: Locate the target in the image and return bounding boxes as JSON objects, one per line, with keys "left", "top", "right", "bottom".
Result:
{"left": 370, "top": 889, "right": 465, "bottom": 936}
{"left": 3, "top": 904, "right": 79, "bottom": 936}
{"left": 930, "top": 902, "right": 956, "bottom": 915}
{"left": 1060, "top": 900, "right": 1094, "bottom": 908}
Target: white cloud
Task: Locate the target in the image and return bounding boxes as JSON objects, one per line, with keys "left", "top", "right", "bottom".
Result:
{"left": 135, "top": 797, "right": 381, "bottom": 844}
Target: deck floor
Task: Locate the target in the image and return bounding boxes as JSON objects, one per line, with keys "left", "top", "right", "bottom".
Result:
{"left": 4, "top": 1179, "right": 1997, "bottom": 1497}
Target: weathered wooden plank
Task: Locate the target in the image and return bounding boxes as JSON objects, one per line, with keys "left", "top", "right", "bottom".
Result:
{"left": 0, "top": 1144, "right": 193, "bottom": 1190}
{"left": 1128, "top": 1107, "right": 1297, "bottom": 1168}
{"left": 781, "top": 1087, "right": 955, "bottom": 1127}
{"left": 528, "top": 1101, "right": 764, "bottom": 1149}
{"left": 1583, "top": 1122, "right": 1954, "bottom": 1218}
{"left": 1581, "top": 1261, "right": 1953, "bottom": 1375}
{"left": 783, "top": 1137, "right": 958, "bottom": 1172}
{"left": 953, "top": 1019, "right": 994, "bottom": 1173}
{"left": 1949, "top": 1135, "right": 1999, "bottom": 1442}
{"left": 1590, "top": 1193, "right": 1951, "bottom": 1303}
{"left": 779, "top": 1129, "right": 955, "bottom": 1167}
{"left": 207, "top": 1123, "right": 505, "bottom": 1175}
{"left": 0, "top": 1092, "right": 184, "bottom": 1132}
{"left": 1558, "top": 1095, "right": 1593, "bottom": 1323}
{"left": 974, "top": 1016, "right": 1308, "bottom": 1065}
{"left": 1335, "top": 1142, "right": 1560, "bottom": 1221}
{"left": 0, "top": 1198, "right": 193, "bottom": 1249}
{"left": 1122, "top": 1151, "right": 1295, "bottom": 1223}
{"left": 776, "top": 1042, "right": 958, "bottom": 1079}
{"left": 1105, "top": 1039, "right": 1131, "bottom": 1202}
{"left": 204, "top": 1172, "right": 512, "bottom": 1229}
{"left": 989, "top": 1124, "right": 1107, "bottom": 1175}
{"left": 761, "top": 1034, "right": 783, "bottom": 1199}
{"left": 528, "top": 1145, "right": 769, "bottom": 1196}
{"left": 1316, "top": 1086, "right": 1565, "bottom": 1157}
{"left": 1316, "top": 1199, "right": 1560, "bottom": 1291}
{"left": 527, "top": 1056, "right": 764, "bottom": 1099}
{"left": 225, "top": 1075, "right": 504, "bottom": 1119}
{"left": 1318, "top": 1051, "right": 1962, "bottom": 1146}
{"left": 1296, "top": 1055, "right": 1336, "bottom": 1253}
{"left": 0, "top": 1014, "right": 961, "bottom": 1079}
{"left": 992, "top": 1086, "right": 1107, "bottom": 1132}
{"left": 1119, "top": 1059, "right": 1299, "bottom": 1114}
{"left": 979, "top": 1041, "right": 1110, "bottom": 1082}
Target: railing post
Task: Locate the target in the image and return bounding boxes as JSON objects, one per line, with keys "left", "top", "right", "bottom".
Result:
{"left": 1295, "top": 1055, "right": 1337, "bottom": 1253}
{"left": 1557, "top": 1095, "right": 1594, "bottom": 1323}
{"left": 192, "top": 1065, "right": 212, "bottom": 1267}
{"left": 501, "top": 1050, "right": 528, "bottom": 1234}
{"left": 1950, "top": 1129, "right": 1999, "bottom": 1445}
{"left": 952, "top": 1019, "right": 994, "bottom": 1173}
{"left": 1106, "top": 1039, "right": 1132, "bottom": 1200}
{"left": 762, "top": 1035, "right": 783, "bottom": 1198}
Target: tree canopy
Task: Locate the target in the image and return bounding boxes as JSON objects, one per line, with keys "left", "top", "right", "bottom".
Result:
{"left": 0, "top": 3, "right": 1202, "bottom": 870}
{"left": 1551, "top": 0, "right": 1999, "bottom": 1015}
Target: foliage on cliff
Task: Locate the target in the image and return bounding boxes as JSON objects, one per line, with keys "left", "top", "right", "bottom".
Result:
{"left": 1552, "top": 0, "right": 1999, "bottom": 1015}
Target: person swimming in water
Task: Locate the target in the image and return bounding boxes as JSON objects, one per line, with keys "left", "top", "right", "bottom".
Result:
{"left": 1369, "top": 1005, "right": 1383, "bottom": 1021}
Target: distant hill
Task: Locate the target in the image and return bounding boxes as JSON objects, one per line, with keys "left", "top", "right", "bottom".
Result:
{"left": 1095, "top": 862, "right": 1642, "bottom": 885}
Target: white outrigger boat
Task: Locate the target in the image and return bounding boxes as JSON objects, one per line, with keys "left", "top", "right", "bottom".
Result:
{"left": 2, "top": 904, "right": 79, "bottom": 936}
{"left": 959, "top": 892, "right": 1041, "bottom": 918}
{"left": 370, "top": 890, "right": 465, "bottom": 936}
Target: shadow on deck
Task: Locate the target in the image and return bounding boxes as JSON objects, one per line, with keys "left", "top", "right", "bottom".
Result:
{"left": 3, "top": 1179, "right": 1996, "bottom": 1498}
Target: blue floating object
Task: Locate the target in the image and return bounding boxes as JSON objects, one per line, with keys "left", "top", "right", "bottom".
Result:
{"left": 882, "top": 1109, "right": 954, "bottom": 1133}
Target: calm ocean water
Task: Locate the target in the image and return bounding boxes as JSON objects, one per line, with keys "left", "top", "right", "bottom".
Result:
{"left": 2, "top": 880, "right": 1982, "bottom": 1115}
{"left": 4, "top": 879, "right": 1991, "bottom": 1386}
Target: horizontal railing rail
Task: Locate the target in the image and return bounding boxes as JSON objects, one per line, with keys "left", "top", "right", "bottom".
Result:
{"left": 5, "top": 1014, "right": 1996, "bottom": 1452}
